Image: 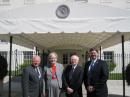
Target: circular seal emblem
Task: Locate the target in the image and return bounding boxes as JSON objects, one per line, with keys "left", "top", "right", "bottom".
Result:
{"left": 56, "top": 5, "right": 70, "bottom": 19}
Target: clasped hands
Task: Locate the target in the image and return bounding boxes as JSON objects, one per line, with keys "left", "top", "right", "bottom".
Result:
{"left": 87, "top": 85, "right": 95, "bottom": 93}
{"left": 67, "top": 87, "right": 74, "bottom": 94}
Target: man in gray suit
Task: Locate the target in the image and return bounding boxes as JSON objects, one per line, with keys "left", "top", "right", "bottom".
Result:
{"left": 22, "top": 55, "right": 45, "bottom": 97}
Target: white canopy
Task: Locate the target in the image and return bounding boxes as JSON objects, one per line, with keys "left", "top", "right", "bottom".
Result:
{"left": 0, "top": 2, "right": 130, "bottom": 50}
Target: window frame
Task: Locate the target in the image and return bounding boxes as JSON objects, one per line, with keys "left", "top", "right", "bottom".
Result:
{"left": 103, "top": 51, "right": 114, "bottom": 62}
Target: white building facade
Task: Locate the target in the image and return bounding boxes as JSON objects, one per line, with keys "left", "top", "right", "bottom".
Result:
{"left": 0, "top": 40, "right": 35, "bottom": 70}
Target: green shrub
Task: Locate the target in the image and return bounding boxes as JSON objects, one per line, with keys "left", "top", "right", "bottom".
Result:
{"left": 13, "top": 60, "right": 31, "bottom": 76}
{"left": 109, "top": 73, "right": 122, "bottom": 80}
{"left": 106, "top": 60, "right": 116, "bottom": 72}
{"left": 20, "top": 60, "right": 31, "bottom": 70}
{"left": 20, "top": 62, "right": 30, "bottom": 69}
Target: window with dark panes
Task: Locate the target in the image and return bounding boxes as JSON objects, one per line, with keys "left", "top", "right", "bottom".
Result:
{"left": 63, "top": 52, "right": 77, "bottom": 64}
{"left": 63, "top": 53, "right": 68, "bottom": 64}
{"left": 103, "top": 51, "right": 114, "bottom": 62}
{"left": 23, "top": 51, "right": 33, "bottom": 63}
{"left": 0, "top": 40, "right": 8, "bottom": 44}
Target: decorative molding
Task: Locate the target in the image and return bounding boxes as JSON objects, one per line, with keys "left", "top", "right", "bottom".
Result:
{"left": 24, "top": 0, "right": 35, "bottom": 5}
{"left": 0, "top": 0, "right": 10, "bottom": 6}
{"left": 100, "top": 0, "right": 112, "bottom": 3}
{"left": 75, "top": 0, "right": 88, "bottom": 2}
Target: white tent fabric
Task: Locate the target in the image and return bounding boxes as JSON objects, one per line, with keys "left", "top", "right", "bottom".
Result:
{"left": 0, "top": 2, "right": 130, "bottom": 33}
{"left": 0, "top": 2, "right": 130, "bottom": 50}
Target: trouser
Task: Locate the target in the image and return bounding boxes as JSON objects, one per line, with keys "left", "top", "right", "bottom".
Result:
{"left": 0, "top": 80, "right": 3, "bottom": 97}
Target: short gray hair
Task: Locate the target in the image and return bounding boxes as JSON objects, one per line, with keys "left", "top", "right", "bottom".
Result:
{"left": 48, "top": 52, "right": 58, "bottom": 59}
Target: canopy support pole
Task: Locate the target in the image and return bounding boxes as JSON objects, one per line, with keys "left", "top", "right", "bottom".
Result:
{"left": 42, "top": 50, "right": 44, "bottom": 68}
{"left": 121, "top": 35, "right": 125, "bottom": 97}
{"left": 35, "top": 46, "right": 38, "bottom": 55}
{"left": 100, "top": 46, "right": 102, "bottom": 59}
{"left": 35, "top": 46, "right": 39, "bottom": 55}
{"left": 9, "top": 36, "right": 13, "bottom": 97}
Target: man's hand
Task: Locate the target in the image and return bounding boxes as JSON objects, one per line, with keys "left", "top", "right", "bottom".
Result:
{"left": 41, "top": 93, "right": 45, "bottom": 97}
{"left": 67, "top": 87, "right": 74, "bottom": 94}
{"left": 87, "top": 86, "right": 95, "bottom": 93}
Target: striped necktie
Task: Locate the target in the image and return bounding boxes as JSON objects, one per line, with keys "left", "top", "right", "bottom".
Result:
{"left": 89, "top": 60, "right": 94, "bottom": 71}
{"left": 88, "top": 61, "right": 94, "bottom": 84}
{"left": 35, "top": 67, "right": 41, "bottom": 79}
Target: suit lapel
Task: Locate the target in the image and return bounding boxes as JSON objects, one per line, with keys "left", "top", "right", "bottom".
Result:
{"left": 93, "top": 59, "right": 99, "bottom": 70}
{"left": 87, "top": 60, "right": 98, "bottom": 72}
{"left": 56, "top": 63, "right": 62, "bottom": 80}
{"left": 39, "top": 67, "right": 42, "bottom": 78}
{"left": 87, "top": 61, "right": 91, "bottom": 71}
{"left": 71, "top": 65, "right": 78, "bottom": 79}
{"left": 30, "top": 65, "right": 39, "bottom": 79}
{"left": 56, "top": 63, "right": 62, "bottom": 88}
{"left": 46, "top": 65, "right": 52, "bottom": 80}
{"left": 73, "top": 65, "right": 78, "bottom": 73}
{"left": 56, "top": 63, "right": 59, "bottom": 75}
{"left": 47, "top": 64, "right": 52, "bottom": 73}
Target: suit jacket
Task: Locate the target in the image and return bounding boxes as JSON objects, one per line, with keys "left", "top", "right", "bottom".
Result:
{"left": 22, "top": 65, "right": 44, "bottom": 97}
{"left": 84, "top": 59, "right": 109, "bottom": 97}
{"left": 62, "top": 65, "right": 83, "bottom": 97}
{"left": 44, "top": 63, "right": 64, "bottom": 89}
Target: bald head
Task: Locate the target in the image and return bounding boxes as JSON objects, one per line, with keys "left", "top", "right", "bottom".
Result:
{"left": 32, "top": 55, "right": 41, "bottom": 67}
{"left": 70, "top": 55, "right": 79, "bottom": 65}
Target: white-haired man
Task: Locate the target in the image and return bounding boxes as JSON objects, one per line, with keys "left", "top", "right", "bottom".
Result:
{"left": 62, "top": 55, "right": 83, "bottom": 97}
{"left": 22, "top": 56, "right": 45, "bottom": 97}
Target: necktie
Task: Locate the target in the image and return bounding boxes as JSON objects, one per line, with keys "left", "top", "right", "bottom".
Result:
{"left": 69, "top": 66, "right": 74, "bottom": 80}
{"left": 35, "top": 67, "right": 41, "bottom": 79}
{"left": 89, "top": 60, "right": 94, "bottom": 71}
{"left": 72, "top": 65, "right": 75, "bottom": 72}
{"left": 88, "top": 61, "right": 94, "bottom": 84}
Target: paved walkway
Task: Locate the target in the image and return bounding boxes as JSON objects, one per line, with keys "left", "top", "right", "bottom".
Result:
{"left": 1, "top": 76, "right": 130, "bottom": 97}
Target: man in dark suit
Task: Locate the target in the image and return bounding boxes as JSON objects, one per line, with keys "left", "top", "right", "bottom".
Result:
{"left": 84, "top": 48, "right": 109, "bottom": 97}
{"left": 62, "top": 55, "right": 83, "bottom": 97}
{"left": 0, "top": 55, "right": 8, "bottom": 96}
{"left": 125, "top": 64, "right": 130, "bottom": 86}
{"left": 22, "top": 55, "right": 45, "bottom": 97}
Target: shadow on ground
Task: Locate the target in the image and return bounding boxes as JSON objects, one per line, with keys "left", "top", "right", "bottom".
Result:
{"left": 11, "top": 76, "right": 21, "bottom": 82}
{"left": 2, "top": 76, "right": 22, "bottom": 97}
{"left": 109, "top": 94, "right": 129, "bottom": 97}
